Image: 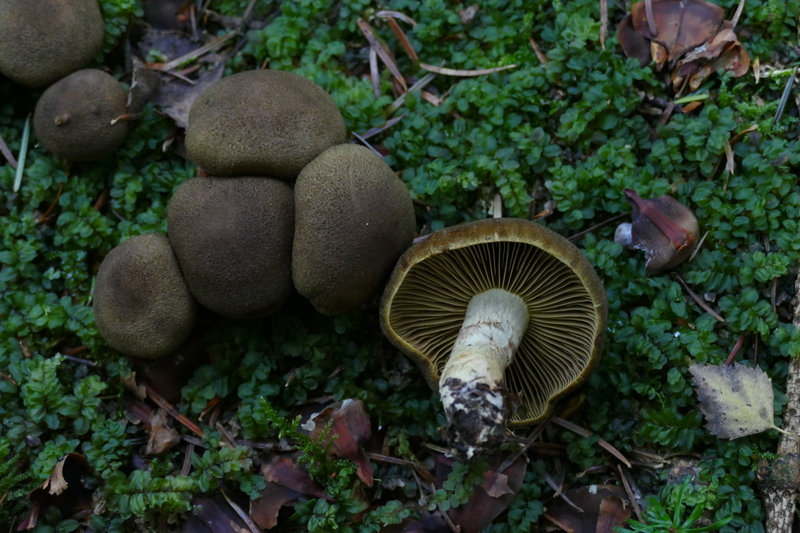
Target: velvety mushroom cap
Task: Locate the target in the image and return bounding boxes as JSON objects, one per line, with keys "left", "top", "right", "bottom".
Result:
{"left": 93, "top": 233, "right": 198, "bottom": 359}
{"left": 380, "top": 218, "right": 608, "bottom": 424}
{"left": 185, "top": 69, "right": 347, "bottom": 181}
{"left": 33, "top": 69, "right": 129, "bottom": 162}
{"left": 167, "top": 177, "right": 295, "bottom": 319}
{"left": 0, "top": 0, "right": 104, "bottom": 88}
{"left": 292, "top": 144, "right": 416, "bottom": 316}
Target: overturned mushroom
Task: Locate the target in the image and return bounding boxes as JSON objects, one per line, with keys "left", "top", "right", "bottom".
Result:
{"left": 380, "top": 218, "right": 607, "bottom": 459}
{"left": 615, "top": 189, "right": 699, "bottom": 274}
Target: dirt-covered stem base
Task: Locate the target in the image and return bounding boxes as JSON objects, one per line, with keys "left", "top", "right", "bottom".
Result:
{"left": 439, "top": 288, "right": 529, "bottom": 460}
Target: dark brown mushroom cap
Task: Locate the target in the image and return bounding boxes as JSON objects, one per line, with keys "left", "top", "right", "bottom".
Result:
{"left": 185, "top": 70, "right": 347, "bottom": 181}
{"left": 292, "top": 144, "right": 416, "bottom": 316}
{"left": 0, "top": 0, "right": 104, "bottom": 88}
{"left": 167, "top": 176, "right": 295, "bottom": 319}
{"left": 93, "top": 233, "right": 198, "bottom": 359}
{"left": 34, "top": 69, "right": 129, "bottom": 162}
{"left": 380, "top": 218, "right": 608, "bottom": 425}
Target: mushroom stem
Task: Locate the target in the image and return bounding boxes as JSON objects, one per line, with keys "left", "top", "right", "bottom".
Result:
{"left": 439, "top": 288, "right": 529, "bottom": 459}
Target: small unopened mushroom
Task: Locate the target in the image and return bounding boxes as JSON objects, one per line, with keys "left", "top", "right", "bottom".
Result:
{"left": 185, "top": 69, "right": 347, "bottom": 181}
{"left": 615, "top": 189, "right": 699, "bottom": 274}
{"left": 381, "top": 218, "right": 607, "bottom": 459}
{"left": 0, "top": 0, "right": 104, "bottom": 88}
{"left": 33, "top": 69, "right": 129, "bottom": 161}
{"left": 292, "top": 144, "right": 416, "bottom": 316}
{"left": 167, "top": 177, "right": 295, "bottom": 319}
{"left": 93, "top": 233, "right": 197, "bottom": 359}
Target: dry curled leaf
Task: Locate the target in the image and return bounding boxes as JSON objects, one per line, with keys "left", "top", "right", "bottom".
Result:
{"left": 689, "top": 363, "right": 781, "bottom": 439}
{"left": 617, "top": 0, "right": 749, "bottom": 91}
{"left": 19, "top": 454, "right": 93, "bottom": 529}
{"left": 145, "top": 408, "right": 181, "bottom": 455}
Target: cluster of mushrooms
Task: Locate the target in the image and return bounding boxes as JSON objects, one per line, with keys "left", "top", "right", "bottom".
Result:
{"left": 3, "top": 0, "right": 612, "bottom": 460}
{"left": 0, "top": 0, "right": 131, "bottom": 162}
{"left": 93, "top": 68, "right": 417, "bottom": 357}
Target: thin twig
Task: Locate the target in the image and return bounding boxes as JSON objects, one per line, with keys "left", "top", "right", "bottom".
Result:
{"left": 730, "top": 0, "right": 746, "bottom": 29}
{"left": 689, "top": 230, "right": 708, "bottom": 261}
{"left": 552, "top": 417, "right": 632, "bottom": 467}
{"left": 351, "top": 132, "right": 383, "bottom": 157}
{"left": 724, "top": 335, "right": 745, "bottom": 365}
{"left": 553, "top": 417, "right": 631, "bottom": 468}
{"left": 568, "top": 212, "right": 629, "bottom": 242}
{"left": 0, "top": 131, "right": 17, "bottom": 169}
{"left": 152, "top": 31, "right": 239, "bottom": 72}
{"left": 671, "top": 273, "right": 726, "bottom": 322}
{"left": 497, "top": 417, "right": 550, "bottom": 473}
{"left": 181, "top": 442, "right": 194, "bottom": 476}
{"left": 385, "top": 17, "right": 418, "bottom": 61}
{"left": 0, "top": 371, "right": 17, "bottom": 386}
{"left": 774, "top": 70, "right": 796, "bottom": 124}
{"left": 359, "top": 114, "right": 407, "bottom": 140}
{"left": 13, "top": 114, "right": 30, "bottom": 193}
{"left": 420, "top": 63, "right": 516, "bottom": 77}
{"left": 221, "top": 489, "right": 261, "bottom": 533}
{"left": 600, "top": 0, "right": 608, "bottom": 50}
{"left": 63, "top": 354, "right": 96, "bottom": 366}
{"left": 431, "top": 482, "right": 460, "bottom": 533}
{"left": 145, "top": 384, "right": 204, "bottom": 437}
{"left": 528, "top": 37, "right": 548, "bottom": 64}
{"left": 358, "top": 18, "right": 407, "bottom": 91}
{"left": 387, "top": 71, "right": 437, "bottom": 115}
{"left": 617, "top": 464, "right": 644, "bottom": 521}
{"left": 36, "top": 184, "right": 63, "bottom": 223}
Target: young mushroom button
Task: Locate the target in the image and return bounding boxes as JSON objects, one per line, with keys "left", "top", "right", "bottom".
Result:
{"left": 380, "top": 218, "right": 608, "bottom": 460}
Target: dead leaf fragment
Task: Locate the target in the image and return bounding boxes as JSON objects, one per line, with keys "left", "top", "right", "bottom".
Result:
{"left": 690, "top": 363, "right": 778, "bottom": 439}
{"left": 618, "top": 0, "right": 749, "bottom": 90}
{"left": 483, "top": 471, "right": 514, "bottom": 498}
{"left": 146, "top": 408, "right": 182, "bottom": 455}
{"left": 543, "top": 485, "right": 631, "bottom": 533}
{"left": 250, "top": 456, "right": 332, "bottom": 530}
{"left": 184, "top": 494, "right": 251, "bottom": 533}
{"left": 309, "top": 399, "right": 373, "bottom": 486}
{"left": 152, "top": 63, "right": 225, "bottom": 130}
{"left": 459, "top": 5, "right": 479, "bottom": 24}
{"left": 20, "top": 454, "right": 93, "bottom": 530}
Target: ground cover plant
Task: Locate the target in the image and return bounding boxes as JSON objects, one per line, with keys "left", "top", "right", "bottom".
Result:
{"left": 1, "top": 0, "right": 800, "bottom": 531}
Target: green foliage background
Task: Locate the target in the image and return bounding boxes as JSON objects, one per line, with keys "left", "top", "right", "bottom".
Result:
{"left": 1, "top": 0, "right": 799, "bottom": 530}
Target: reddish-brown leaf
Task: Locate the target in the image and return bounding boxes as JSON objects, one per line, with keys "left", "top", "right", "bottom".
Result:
{"left": 309, "top": 399, "right": 373, "bottom": 486}
{"left": 251, "top": 456, "right": 331, "bottom": 530}
{"left": 617, "top": 15, "right": 651, "bottom": 66}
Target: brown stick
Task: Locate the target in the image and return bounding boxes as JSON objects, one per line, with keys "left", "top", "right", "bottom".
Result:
{"left": 759, "top": 270, "right": 800, "bottom": 532}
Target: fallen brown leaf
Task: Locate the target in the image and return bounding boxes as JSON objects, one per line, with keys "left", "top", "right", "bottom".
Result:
{"left": 152, "top": 63, "right": 225, "bottom": 130}
{"left": 184, "top": 494, "right": 251, "bottom": 533}
{"left": 146, "top": 409, "right": 182, "bottom": 455}
{"left": 250, "top": 456, "right": 332, "bottom": 530}
{"left": 308, "top": 399, "right": 373, "bottom": 486}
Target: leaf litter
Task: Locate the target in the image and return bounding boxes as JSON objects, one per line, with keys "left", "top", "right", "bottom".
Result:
{"left": 689, "top": 363, "right": 797, "bottom": 440}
